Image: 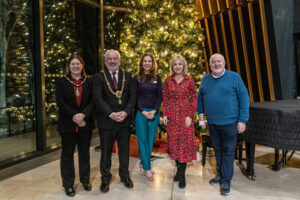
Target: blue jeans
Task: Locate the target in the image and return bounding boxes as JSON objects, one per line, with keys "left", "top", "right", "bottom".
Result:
{"left": 135, "top": 108, "right": 159, "bottom": 170}
{"left": 208, "top": 122, "right": 237, "bottom": 185}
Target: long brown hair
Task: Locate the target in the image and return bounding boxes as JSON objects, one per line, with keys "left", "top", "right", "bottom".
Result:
{"left": 65, "top": 54, "right": 86, "bottom": 77}
{"left": 137, "top": 52, "right": 157, "bottom": 83}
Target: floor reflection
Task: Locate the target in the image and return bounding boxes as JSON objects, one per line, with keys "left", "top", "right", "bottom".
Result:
{"left": 0, "top": 125, "right": 98, "bottom": 162}
{"left": 0, "top": 144, "right": 299, "bottom": 200}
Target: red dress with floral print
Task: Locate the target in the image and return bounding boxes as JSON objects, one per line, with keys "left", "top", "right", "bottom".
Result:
{"left": 162, "top": 75, "right": 197, "bottom": 163}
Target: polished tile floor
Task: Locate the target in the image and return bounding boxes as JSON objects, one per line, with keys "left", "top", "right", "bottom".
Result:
{"left": 0, "top": 142, "right": 300, "bottom": 200}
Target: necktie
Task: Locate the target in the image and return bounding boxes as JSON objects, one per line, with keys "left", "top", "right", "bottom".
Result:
{"left": 112, "top": 72, "right": 118, "bottom": 89}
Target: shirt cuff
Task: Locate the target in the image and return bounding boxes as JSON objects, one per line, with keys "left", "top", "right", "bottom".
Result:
{"left": 238, "top": 119, "right": 248, "bottom": 123}
{"left": 199, "top": 120, "right": 206, "bottom": 126}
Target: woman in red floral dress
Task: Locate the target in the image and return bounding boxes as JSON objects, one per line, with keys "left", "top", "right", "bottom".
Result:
{"left": 162, "top": 55, "right": 197, "bottom": 189}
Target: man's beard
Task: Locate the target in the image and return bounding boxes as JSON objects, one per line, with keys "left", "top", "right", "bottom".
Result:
{"left": 212, "top": 67, "right": 224, "bottom": 76}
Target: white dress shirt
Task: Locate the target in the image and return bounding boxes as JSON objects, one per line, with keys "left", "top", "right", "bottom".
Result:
{"left": 109, "top": 69, "right": 119, "bottom": 83}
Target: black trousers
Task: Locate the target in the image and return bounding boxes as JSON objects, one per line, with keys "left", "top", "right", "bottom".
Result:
{"left": 60, "top": 131, "right": 92, "bottom": 188}
{"left": 99, "top": 126, "right": 130, "bottom": 183}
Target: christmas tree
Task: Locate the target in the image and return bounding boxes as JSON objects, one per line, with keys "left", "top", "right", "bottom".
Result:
{"left": 119, "top": 0, "right": 206, "bottom": 86}
{"left": 44, "top": 0, "right": 80, "bottom": 124}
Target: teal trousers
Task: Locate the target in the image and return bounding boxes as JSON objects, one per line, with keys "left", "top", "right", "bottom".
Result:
{"left": 135, "top": 108, "right": 160, "bottom": 170}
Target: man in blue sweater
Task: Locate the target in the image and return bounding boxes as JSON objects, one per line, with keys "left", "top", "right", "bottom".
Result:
{"left": 197, "top": 53, "right": 250, "bottom": 196}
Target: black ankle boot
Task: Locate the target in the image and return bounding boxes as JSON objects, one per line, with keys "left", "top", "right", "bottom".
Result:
{"left": 178, "top": 162, "right": 186, "bottom": 188}
{"left": 174, "top": 160, "right": 179, "bottom": 181}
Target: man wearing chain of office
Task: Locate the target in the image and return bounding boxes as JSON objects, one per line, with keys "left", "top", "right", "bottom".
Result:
{"left": 93, "top": 49, "right": 136, "bottom": 193}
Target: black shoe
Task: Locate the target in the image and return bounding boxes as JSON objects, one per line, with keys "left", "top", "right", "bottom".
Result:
{"left": 100, "top": 182, "right": 109, "bottom": 193}
{"left": 65, "top": 187, "right": 75, "bottom": 197}
{"left": 121, "top": 177, "right": 134, "bottom": 189}
{"left": 209, "top": 175, "right": 221, "bottom": 186}
{"left": 94, "top": 145, "right": 101, "bottom": 152}
{"left": 178, "top": 176, "right": 186, "bottom": 188}
{"left": 220, "top": 182, "right": 230, "bottom": 196}
{"left": 83, "top": 183, "right": 92, "bottom": 191}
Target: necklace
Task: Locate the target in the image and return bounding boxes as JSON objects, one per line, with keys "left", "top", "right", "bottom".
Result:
{"left": 64, "top": 75, "right": 87, "bottom": 97}
{"left": 102, "top": 69, "right": 125, "bottom": 104}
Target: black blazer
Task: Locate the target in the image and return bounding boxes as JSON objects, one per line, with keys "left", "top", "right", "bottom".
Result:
{"left": 56, "top": 76, "right": 95, "bottom": 133}
{"left": 93, "top": 68, "right": 136, "bottom": 129}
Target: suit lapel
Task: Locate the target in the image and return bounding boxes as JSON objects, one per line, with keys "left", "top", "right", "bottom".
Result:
{"left": 79, "top": 80, "right": 86, "bottom": 108}
{"left": 104, "top": 68, "right": 117, "bottom": 91}
{"left": 64, "top": 78, "right": 77, "bottom": 107}
{"left": 117, "top": 69, "right": 123, "bottom": 90}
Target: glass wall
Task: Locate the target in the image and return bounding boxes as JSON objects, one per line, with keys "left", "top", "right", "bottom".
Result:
{"left": 76, "top": 2, "right": 99, "bottom": 75}
{"left": 103, "top": 1, "right": 132, "bottom": 72}
{"left": 0, "top": 0, "right": 129, "bottom": 167}
{"left": 0, "top": 0, "right": 36, "bottom": 162}
{"left": 104, "top": 0, "right": 131, "bottom": 60}
{"left": 104, "top": 10, "right": 126, "bottom": 51}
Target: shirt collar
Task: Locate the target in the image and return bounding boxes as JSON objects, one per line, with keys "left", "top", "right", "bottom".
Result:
{"left": 109, "top": 69, "right": 119, "bottom": 75}
{"left": 171, "top": 74, "right": 189, "bottom": 80}
{"left": 212, "top": 69, "right": 226, "bottom": 79}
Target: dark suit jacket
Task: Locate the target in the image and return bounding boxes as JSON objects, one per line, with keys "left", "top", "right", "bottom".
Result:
{"left": 93, "top": 68, "right": 136, "bottom": 129}
{"left": 56, "top": 76, "right": 95, "bottom": 133}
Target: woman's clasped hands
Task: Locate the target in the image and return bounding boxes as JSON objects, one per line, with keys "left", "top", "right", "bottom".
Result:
{"left": 142, "top": 110, "right": 156, "bottom": 120}
{"left": 72, "top": 113, "right": 86, "bottom": 127}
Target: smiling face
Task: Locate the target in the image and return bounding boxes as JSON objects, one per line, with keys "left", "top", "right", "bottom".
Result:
{"left": 169, "top": 55, "right": 187, "bottom": 76}
{"left": 209, "top": 54, "right": 226, "bottom": 77}
{"left": 142, "top": 55, "right": 153, "bottom": 74}
{"left": 105, "top": 51, "right": 121, "bottom": 72}
{"left": 69, "top": 58, "right": 83, "bottom": 77}
{"left": 172, "top": 59, "right": 184, "bottom": 75}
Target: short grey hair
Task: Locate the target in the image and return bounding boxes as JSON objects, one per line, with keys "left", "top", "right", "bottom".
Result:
{"left": 104, "top": 49, "right": 121, "bottom": 60}
{"left": 209, "top": 53, "right": 225, "bottom": 64}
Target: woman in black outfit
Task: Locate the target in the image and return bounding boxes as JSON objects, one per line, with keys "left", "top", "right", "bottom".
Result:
{"left": 56, "top": 55, "right": 94, "bottom": 197}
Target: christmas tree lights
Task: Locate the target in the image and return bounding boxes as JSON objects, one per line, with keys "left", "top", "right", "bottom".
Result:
{"left": 119, "top": 0, "right": 206, "bottom": 85}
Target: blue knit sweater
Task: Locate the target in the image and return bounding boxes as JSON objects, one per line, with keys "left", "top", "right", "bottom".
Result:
{"left": 197, "top": 70, "right": 250, "bottom": 125}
